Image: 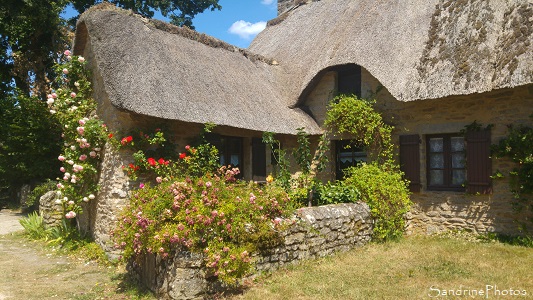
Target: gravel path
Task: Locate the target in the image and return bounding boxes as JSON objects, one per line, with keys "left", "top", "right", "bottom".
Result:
{"left": 0, "top": 210, "right": 24, "bottom": 235}
{"left": 0, "top": 209, "right": 136, "bottom": 299}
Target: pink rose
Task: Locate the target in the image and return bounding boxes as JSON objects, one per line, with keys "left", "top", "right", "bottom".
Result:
{"left": 70, "top": 92, "right": 76, "bottom": 98}
{"left": 64, "top": 50, "right": 71, "bottom": 56}
{"left": 62, "top": 68, "right": 69, "bottom": 74}
{"left": 79, "top": 154, "right": 87, "bottom": 161}
{"left": 65, "top": 211, "right": 76, "bottom": 219}
{"left": 58, "top": 155, "right": 65, "bottom": 161}
{"left": 77, "top": 127, "right": 84, "bottom": 135}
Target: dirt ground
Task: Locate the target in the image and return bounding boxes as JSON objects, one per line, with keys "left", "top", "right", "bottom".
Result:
{"left": 0, "top": 209, "right": 151, "bottom": 300}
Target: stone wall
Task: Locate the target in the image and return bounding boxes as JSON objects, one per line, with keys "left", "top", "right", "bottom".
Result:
{"left": 132, "top": 202, "right": 373, "bottom": 300}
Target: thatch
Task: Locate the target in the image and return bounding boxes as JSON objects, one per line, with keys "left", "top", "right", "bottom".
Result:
{"left": 250, "top": 0, "right": 533, "bottom": 105}
{"left": 73, "top": 4, "right": 321, "bottom": 135}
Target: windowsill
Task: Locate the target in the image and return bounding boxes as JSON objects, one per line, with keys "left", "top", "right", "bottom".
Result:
{"left": 426, "top": 186, "right": 465, "bottom": 192}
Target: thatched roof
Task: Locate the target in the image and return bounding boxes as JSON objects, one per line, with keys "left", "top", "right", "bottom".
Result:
{"left": 73, "top": 4, "right": 321, "bottom": 135}
{"left": 250, "top": 0, "right": 533, "bottom": 105}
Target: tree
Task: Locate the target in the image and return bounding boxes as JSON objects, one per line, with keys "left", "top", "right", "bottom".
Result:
{"left": 70, "top": 0, "right": 221, "bottom": 28}
{"left": 0, "top": 0, "right": 70, "bottom": 98}
{"left": 0, "top": 94, "right": 62, "bottom": 203}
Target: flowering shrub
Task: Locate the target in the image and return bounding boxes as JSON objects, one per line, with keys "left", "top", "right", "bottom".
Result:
{"left": 47, "top": 50, "right": 112, "bottom": 220}
{"left": 113, "top": 167, "right": 296, "bottom": 284}
{"left": 122, "top": 129, "right": 219, "bottom": 181}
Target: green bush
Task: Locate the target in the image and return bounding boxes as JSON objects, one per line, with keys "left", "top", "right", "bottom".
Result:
{"left": 314, "top": 181, "right": 360, "bottom": 206}
{"left": 344, "top": 163, "right": 411, "bottom": 241}
{"left": 325, "top": 95, "right": 394, "bottom": 165}
{"left": 26, "top": 180, "right": 57, "bottom": 209}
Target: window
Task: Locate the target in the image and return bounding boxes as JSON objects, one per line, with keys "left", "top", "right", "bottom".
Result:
{"left": 426, "top": 134, "right": 465, "bottom": 191}
{"left": 207, "top": 134, "right": 243, "bottom": 178}
{"left": 337, "top": 65, "right": 361, "bottom": 97}
{"left": 336, "top": 140, "right": 366, "bottom": 179}
{"left": 400, "top": 129, "right": 491, "bottom": 194}
{"left": 219, "top": 136, "right": 243, "bottom": 171}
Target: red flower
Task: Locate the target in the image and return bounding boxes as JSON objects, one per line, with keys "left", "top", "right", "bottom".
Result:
{"left": 147, "top": 157, "right": 157, "bottom": 167}
{"left": 185, "top": 145, "right": 190, "bottom": 151}
{"left": 108, "top": 133, "right": 113, "bottom": 139}
{"left": 179, "top": 153, "right": 186, "bottom": 159}
{"left": 121, "top": 136, "right": 133, "bottom": 145}
{"left": 158, "top": 158, "right": 166, "bottom": 165}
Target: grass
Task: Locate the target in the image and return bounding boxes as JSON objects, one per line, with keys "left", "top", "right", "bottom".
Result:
{"left": 233, "top": 235, "right": 533, "bottom": 299}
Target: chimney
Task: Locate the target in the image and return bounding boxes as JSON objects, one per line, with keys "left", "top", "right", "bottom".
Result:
{"left": 277, "top": 0, "right": 293, "bottom": 15}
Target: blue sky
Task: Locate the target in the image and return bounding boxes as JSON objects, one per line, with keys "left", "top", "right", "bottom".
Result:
{"left": 190, "top": 0, "right": 277, "bottom": 48}
{"left": 63, "top": 0, "right": 278, "bottom": 48}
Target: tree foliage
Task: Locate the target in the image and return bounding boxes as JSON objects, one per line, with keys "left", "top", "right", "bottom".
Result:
{"left": 0, "top": 93, "right": 62, "bottom": 200}
{"left": 0, "top": 0, "right": 70, "bottom": 98}
{"left": 70, "top": 0, "right": 221, "bottom": 28}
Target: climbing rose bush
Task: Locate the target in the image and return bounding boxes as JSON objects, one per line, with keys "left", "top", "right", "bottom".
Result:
{"left": 113, "top": 166, "right": 297, "bottom": 284}
{"left": 47, "top": 50, "right": 112, "bottom": 219}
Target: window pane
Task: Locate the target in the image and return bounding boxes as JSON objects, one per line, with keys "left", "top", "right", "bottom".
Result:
{"left": 230, "top": 155, "right": 240, "bottom": 166}
{"left": 452, "top": 170, "right": 466, "bottom": 186}
{"left": 452, "top": 153, "right": 465, "bottom": 168}
{"left": 429, "top": 138, "right": 443, "bottom": 152}
{"left": 429, "top": 170, "right": 444, "bottom": 185}
{"left": 451, "top": 137, "right": 465, "bottom": 152}
{"left": 220, "top": 154, "right": 225, "bottom": 166}
{"left": 429, "top": 153, "right": 444, "bottom": 168}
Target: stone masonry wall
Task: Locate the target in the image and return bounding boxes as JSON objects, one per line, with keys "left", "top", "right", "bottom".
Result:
{"left": 133, "top": 202, "right": 373, "bottom": 300}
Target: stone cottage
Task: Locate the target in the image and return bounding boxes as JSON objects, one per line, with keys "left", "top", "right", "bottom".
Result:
{"left": 72, "top": 0, "right": 533, "bottom": 249}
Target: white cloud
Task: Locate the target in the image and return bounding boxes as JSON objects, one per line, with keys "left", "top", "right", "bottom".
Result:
{"left": 228, "top": 20, "right": 267, "bottom": 39}
{"left": 261, "top": 0, "right": 275, "bottom": 5}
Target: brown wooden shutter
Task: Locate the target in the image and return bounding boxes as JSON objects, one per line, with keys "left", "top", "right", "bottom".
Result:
{"left": 252, "top": 138, "right": 267, "bottom": 181}
{"left": 466, "top": 129, "right": 492, "bottom": 194}
{"left": 400, "top": 134, "right": 421, "bottom": 192}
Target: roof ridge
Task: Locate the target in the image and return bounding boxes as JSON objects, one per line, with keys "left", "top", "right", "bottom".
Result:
{"left": 147, "top": 19, "right": 278, "bottom": 65}
{"left": 82, "top": 3, "right": 278, "bottom": 66}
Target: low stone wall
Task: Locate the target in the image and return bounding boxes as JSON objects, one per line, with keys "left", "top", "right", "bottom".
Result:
{"left": 132, "top": 202, "right": 373, "bottom": 300}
